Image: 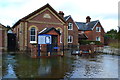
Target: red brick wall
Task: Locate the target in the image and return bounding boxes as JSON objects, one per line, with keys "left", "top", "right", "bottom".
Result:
{"left": 79, "top": 22, "right": 105, "bottom": 44}
{"left": 27, "top": 23, "right": 63, "bottom": 49}
{"left": 84, "top": 31, "right": 92, "bottom": 40}
{"left": 0, "top": 27, "right": 6, "bottom": 51}
{"left": 31, "top": 9, "right": 62, "bottom": 23}
{"left": 26, "top": 9, "right": 65, "bottom": 49}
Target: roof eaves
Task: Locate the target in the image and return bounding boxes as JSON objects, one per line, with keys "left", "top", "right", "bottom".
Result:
{"left": 65, "top": 15, "right": 71, "bottom": 21}
{"left": 0, "top": 23, "right": 6, "bottom": 27}
{"left": 12, "top": 3, "right": 66, "bottom": 28}
{"left": 84, "top": 33, "right": 88, "bottom": 39}
{"left": 75, "top": 22, "right": 79, "bottom": 30}
{"left": 91, "top": 20, "right": 99, "bottom": 30}
{"left": 39, "top": 27, "right": 61, "bottom": 35}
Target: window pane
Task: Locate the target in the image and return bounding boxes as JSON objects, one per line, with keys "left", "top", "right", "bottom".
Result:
{"left": 68, "top": 36, "right": 73, "bottom": 43}
{"left": 68, "top": 23, "right": 73, "bottom": 30}
{"left": 30, "top": 27, "right": 36, "bottom": 41}
{"left": 70, "top": 37, "right": 72, "bottom": 42}
{"left": 96, "top": 37, "right": 100, "bottom": 41}
{"left": 31, "top": 36, "right": 35, "bottom": 41}
{"left": 96, "top": 27, "right": 99, "bottom": 31}
{"left": 31, "top": 30, "right": 35, "bottom": 35}
{"left": 96, "top": 27, "right": 101, "bottom": 32}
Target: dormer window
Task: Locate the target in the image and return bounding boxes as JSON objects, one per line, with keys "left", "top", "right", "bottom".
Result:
{"left": 68, "top": 23, "right": 73, "bottom": 30}
{"left": 96, "top": 27, "right": 101, "bottom": 32}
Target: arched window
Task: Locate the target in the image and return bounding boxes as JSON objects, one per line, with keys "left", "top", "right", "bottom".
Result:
{"left": 30, "top": 27, "right": 36, "bottom": 43}
{"left": 57, "top": 28, "right": 61, "bottom": 33}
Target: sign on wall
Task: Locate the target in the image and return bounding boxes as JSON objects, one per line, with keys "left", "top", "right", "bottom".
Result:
{"left": 38, "top": 34, "right": 51, "bottom": 44}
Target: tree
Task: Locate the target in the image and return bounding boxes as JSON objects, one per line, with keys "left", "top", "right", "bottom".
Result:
{"left": 107, "top": 29, "right": 117, "bottom": 34}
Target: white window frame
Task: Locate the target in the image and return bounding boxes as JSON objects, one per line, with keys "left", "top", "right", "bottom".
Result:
{"left": 60, "top": 35, "right": 62, "bottom": 43}
{"left": 96, "top": 37, "right": 100, "bottom": 41}
{"left": 68, "top": 35, "right": 73, "bottom": 43}
{"left": 30, "top": 27, "right": 37, "bottom": 44}
{"left": 96, "top": 27, "right": 101, "bottom": 32}
{"left": 68, "top": 23, "right": 73, "bottom": 30}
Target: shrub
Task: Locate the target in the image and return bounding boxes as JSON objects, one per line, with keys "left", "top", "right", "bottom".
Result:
{"left": 79, "top": 40, "right": 102, "bottom": 45}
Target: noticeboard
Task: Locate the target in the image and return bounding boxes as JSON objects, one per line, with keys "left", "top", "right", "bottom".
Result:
{"left": 38, "top": 34, "right": 51, "bottom": 44}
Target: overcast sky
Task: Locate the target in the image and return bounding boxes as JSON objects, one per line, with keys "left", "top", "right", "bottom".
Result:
{"left": 0, "top": 0, "right": 119, "bottom": 32}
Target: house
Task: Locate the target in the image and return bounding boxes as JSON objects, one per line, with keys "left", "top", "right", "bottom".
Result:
{"left": 76, "top": 16, "right": 105, "bottom": 44}
{"left": 64, "top": 15, "right": 79, "bottom": 47}
{"left": 13, "top": 4, "right": 77, "bottom": 53}
{"left": 0, "top": 23, "right": 7, "bottom": 51}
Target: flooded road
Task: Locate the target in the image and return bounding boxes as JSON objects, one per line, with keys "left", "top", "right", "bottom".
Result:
{"left": 2, "top": 52, "right": 119, "bottom": 79}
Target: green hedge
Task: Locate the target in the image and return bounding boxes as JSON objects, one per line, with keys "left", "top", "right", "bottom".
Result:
{"left": 79, "top": 40, "right": 102, "bottom": 45}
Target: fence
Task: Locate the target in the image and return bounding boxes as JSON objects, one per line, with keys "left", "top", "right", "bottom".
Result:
{"left": 25, "top": 44, "right": 104, "bottom": 58}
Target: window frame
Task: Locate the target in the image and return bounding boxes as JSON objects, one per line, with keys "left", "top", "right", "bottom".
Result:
{"left": 68, "top": 35, "right": 73, "bottom": 43}
{"left": 30, "top": 27, "right": 37, "bottom": 44}
{"left": 68, "top": 23, "right": 73, "bottom": 30}
{"left": 96, "top": 27, "right": 101, "bottom": 32}
{"left": 96, "top": 36, "right": 100, "bottom": 41}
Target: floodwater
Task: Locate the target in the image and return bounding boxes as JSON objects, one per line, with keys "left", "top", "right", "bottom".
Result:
{"left": 1, "top": 52, "right": 119, "bottom": 79}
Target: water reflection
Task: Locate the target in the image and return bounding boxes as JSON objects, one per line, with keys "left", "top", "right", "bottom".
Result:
{"left": 2, "top": 54, "right": 17, "bottom": 78}
{"left": 2, "top": 53, "right": 119, "bottom": 79}
{"left": 13, "top": 54, "right": 73, "bottom": 78}
{"left": 68, "top": 54, "right": 118, "bottom": 78}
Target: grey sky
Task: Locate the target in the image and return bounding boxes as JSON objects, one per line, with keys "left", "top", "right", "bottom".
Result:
{"left": 0, "top": 0, "right": 119, "bottom": 32}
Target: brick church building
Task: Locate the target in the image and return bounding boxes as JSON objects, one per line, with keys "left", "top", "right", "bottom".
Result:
{"left": 13, "top": 4, "right": 76, "bottom": 52}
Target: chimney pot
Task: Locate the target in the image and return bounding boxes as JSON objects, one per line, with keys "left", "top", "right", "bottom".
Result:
{"left": 86, "top": 16, "right": 91, "bottom": 23}
{"left": 59, "top": 11, "right": 64, "bottom": 18}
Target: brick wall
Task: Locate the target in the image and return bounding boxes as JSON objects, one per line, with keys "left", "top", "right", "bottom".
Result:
{"left": 66, "top": 17, "right": 78, "bottom": 45}
{"left": 0, "top": 25, "right": 7, "bottom": 51}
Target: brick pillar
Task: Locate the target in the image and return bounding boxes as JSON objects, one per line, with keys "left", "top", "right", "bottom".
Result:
{"left": 19, "top": 22, "right": 24, "bottom": 51}
{"left": 64, "top": 25, "right": 68, "bottom": 46}
{"left": 0, "top": 28, "right": 2, "bottom": 51}
{"left": 4, "top": 29, "right": 7, "bottom": 51}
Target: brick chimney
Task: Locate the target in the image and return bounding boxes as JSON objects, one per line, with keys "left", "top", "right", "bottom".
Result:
{"left": 59, "top": 11, "right": 64, "bottom": 18}
{"left": 86, "top": 16, "right": 91, "bottom": 23}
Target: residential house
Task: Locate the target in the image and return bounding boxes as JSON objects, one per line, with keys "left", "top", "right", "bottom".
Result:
{"left": 76, "top": 16, "right": 105, "bottom": 44}
{"left": 0, "top": 23, "right": 7, "bottom": 51}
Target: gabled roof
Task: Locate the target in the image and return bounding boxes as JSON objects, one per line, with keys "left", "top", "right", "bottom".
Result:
{"left": 64, "top": 15, "right": 71, "bottom": 21}
{"left": 39, "top": 27, "right": 61, "bottom": 35}
{"left": 0, "top": 23, "right": 6, "bottom": 27}
{"left": 78, "top": 33, "right": 88, "bottom": 39}
{"left": 64, "top": 15, "right": 79, "bottom": 29}
{"left": 76, "top": 20, "right": 99, "bottom": 31}
{"left": 13, "top": 3, "right": 66, "bottom": 28}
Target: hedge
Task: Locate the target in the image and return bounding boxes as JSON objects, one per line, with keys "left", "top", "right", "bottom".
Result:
{"left": 79, "top": 40, "right": 102, "bottom": 45}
